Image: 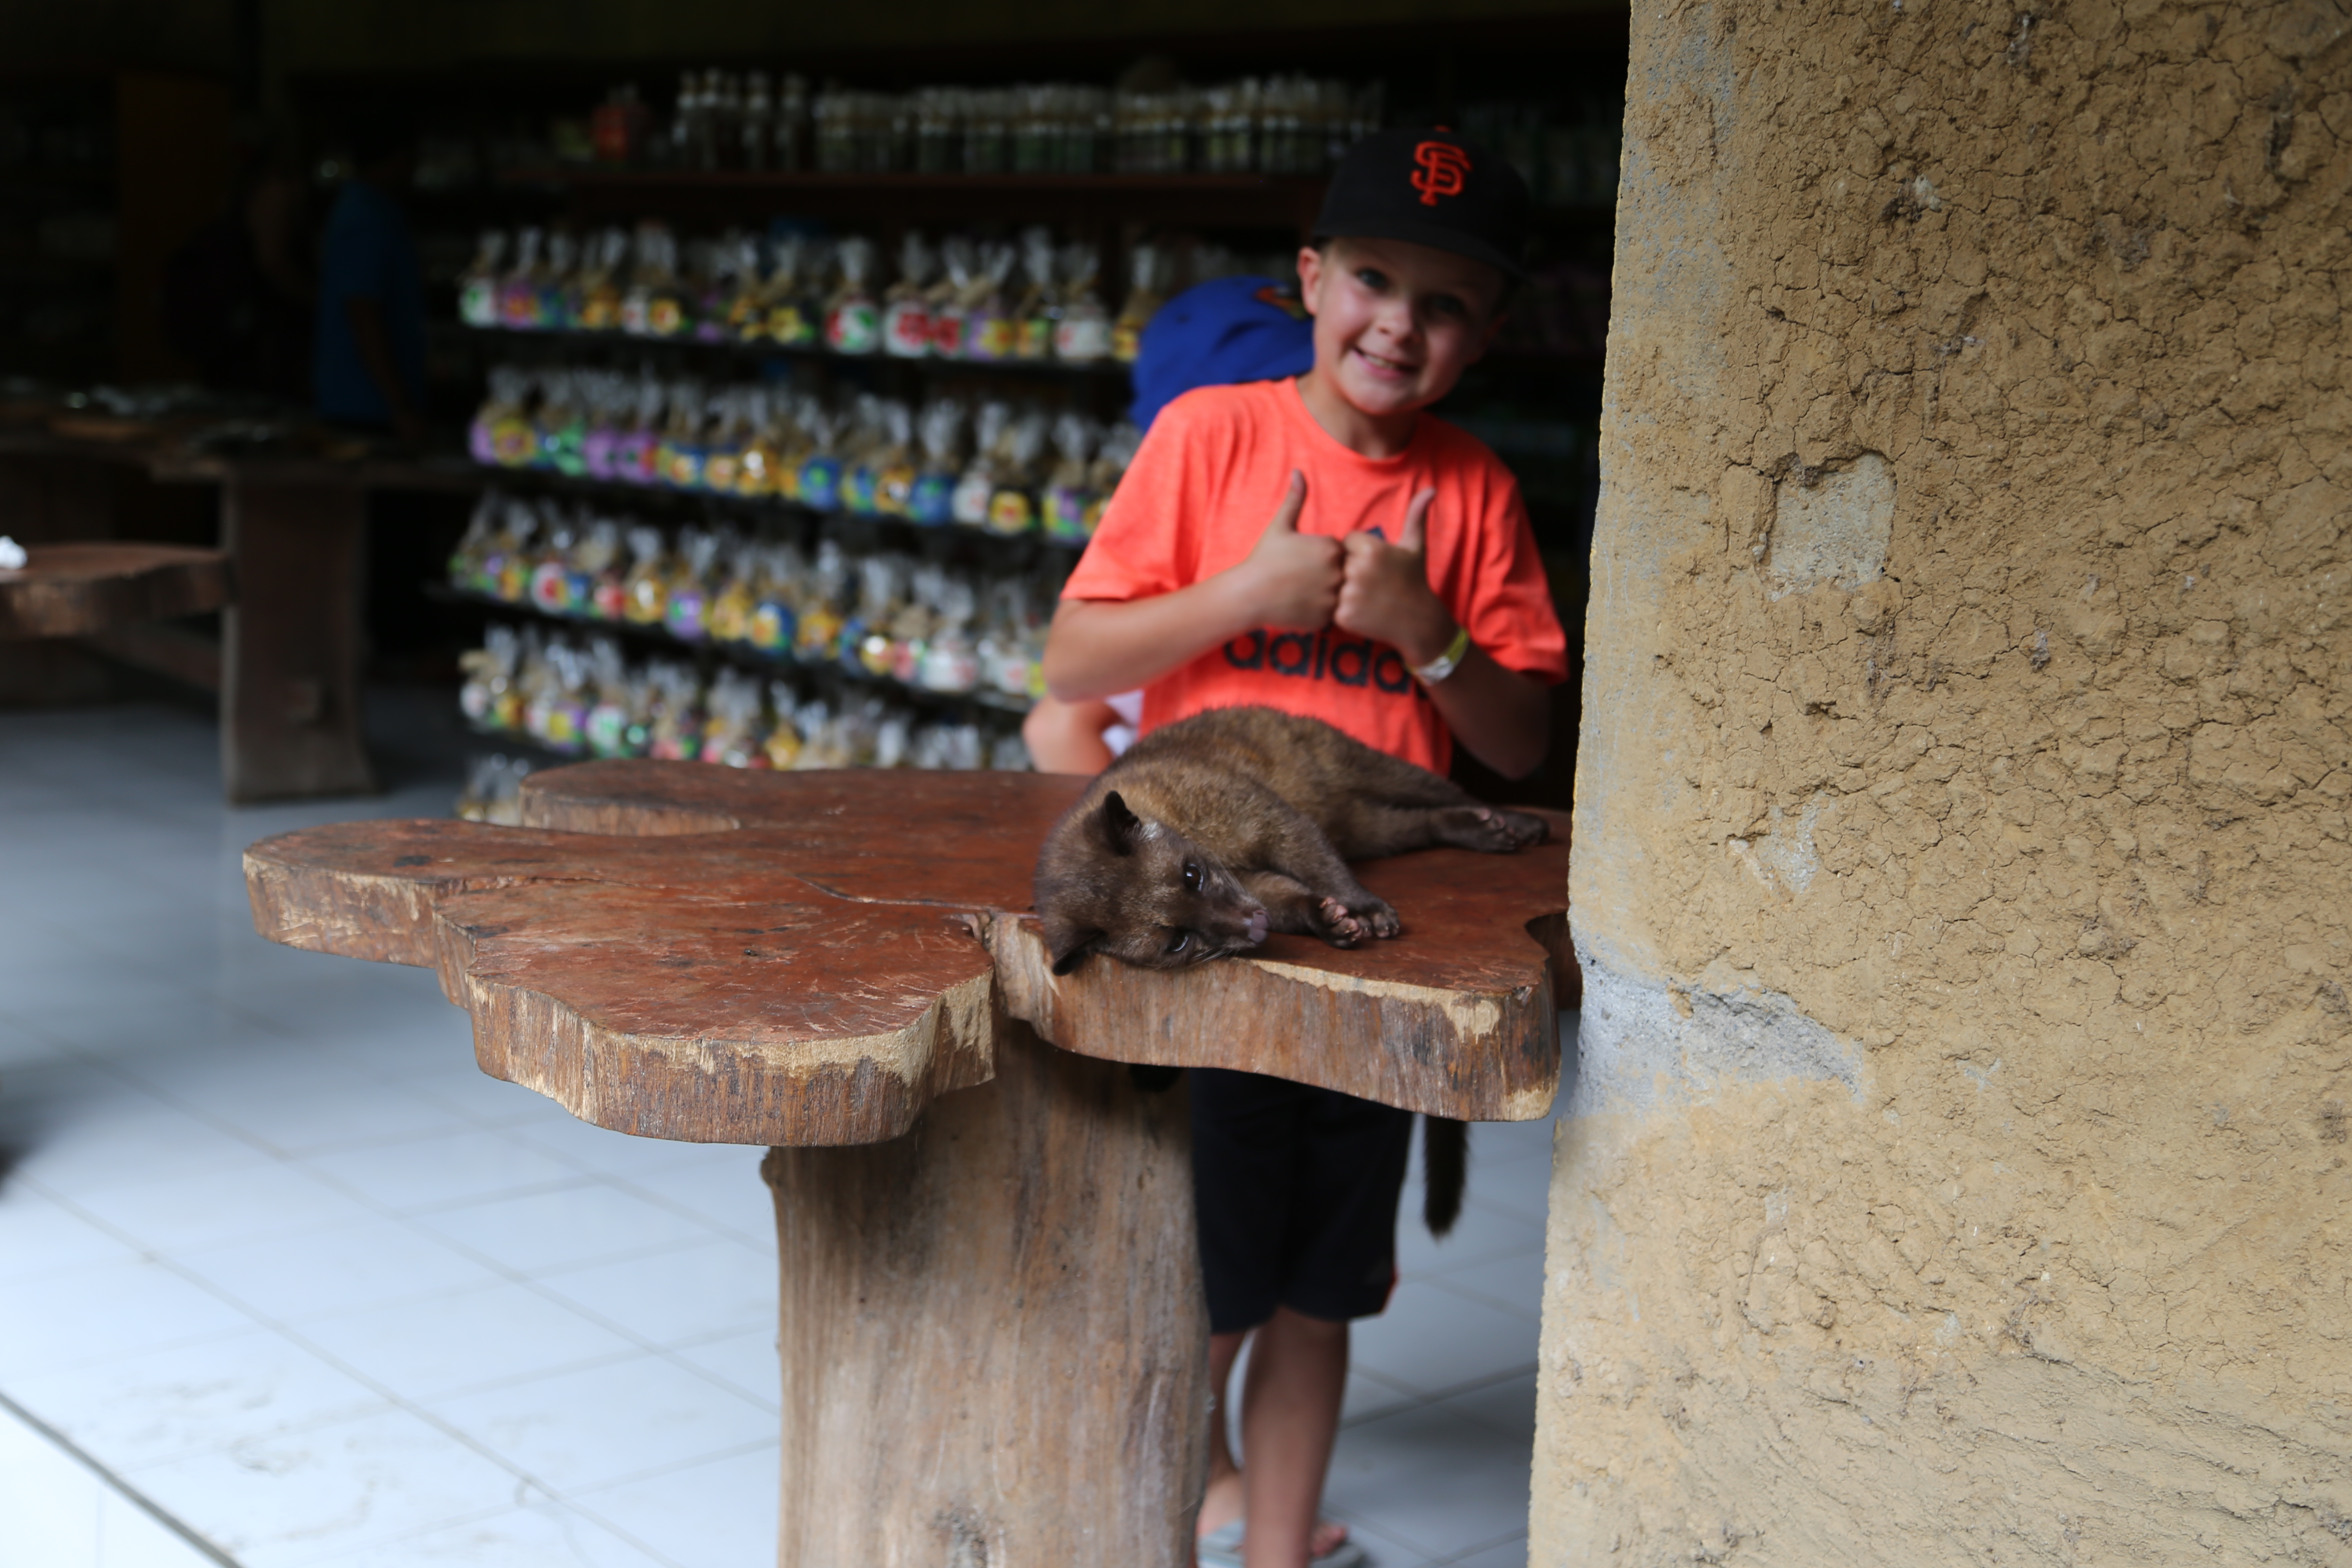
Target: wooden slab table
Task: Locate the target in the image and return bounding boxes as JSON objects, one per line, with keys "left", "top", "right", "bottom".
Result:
{"left": 245, "top": 763, "right": 1575, "bottom": 1566}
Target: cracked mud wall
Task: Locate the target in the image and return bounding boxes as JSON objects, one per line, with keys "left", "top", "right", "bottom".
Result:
{"left": 1539, "top": 0, "right": 2351, "bottom": 1562}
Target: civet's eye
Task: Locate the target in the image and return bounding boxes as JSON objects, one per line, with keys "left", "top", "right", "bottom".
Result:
{"left": 1182, "top": 861, "right": 1201, "bottom": 891}
{"left": 1165, "top": 930, "right": 1192, "bottom": 956}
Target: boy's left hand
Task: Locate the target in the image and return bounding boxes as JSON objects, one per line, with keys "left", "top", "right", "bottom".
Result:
{"left": 1336, "top": 488, "right": 1456, "bottom": 666}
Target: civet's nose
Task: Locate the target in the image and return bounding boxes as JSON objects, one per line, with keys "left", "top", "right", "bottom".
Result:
{"left": 1244, "top": 909, "right": 1270, "bottom": 945}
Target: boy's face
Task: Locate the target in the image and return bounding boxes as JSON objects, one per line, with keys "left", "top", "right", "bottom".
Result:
{"left": 1295, "top": 236, "right": 1507, "bottom": 420}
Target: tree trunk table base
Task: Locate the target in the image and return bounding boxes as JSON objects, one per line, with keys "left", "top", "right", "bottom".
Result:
{"left": 243, "top": 764, "right": 1573, "bottom": 1564}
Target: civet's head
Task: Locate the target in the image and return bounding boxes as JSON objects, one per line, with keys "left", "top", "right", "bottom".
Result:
{"left": 1033, "top": 791, "right": 1270, "bottom": 974}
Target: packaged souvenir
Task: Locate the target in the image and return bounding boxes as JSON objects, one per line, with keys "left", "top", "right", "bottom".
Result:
{"left": 824, "top": 236, "right": 882, "bottom": 355}
{"left": 691, "top": 233, "right": 745, "bottom": 342}
{"left": 663, "top": 528, "right": 723, "bottom": 641}
{"left": 961, "top": 240, "right": 1020, "bottom": 361}
{"left": 795, "top": 401, "right": 844, "bottom": 513}
{"left": 873, "top": 707, "right": 915, "bottom": 769}
{"left": 579, "top": 518, "right": 626, "bottom": 619}
{"left": 1052, "top": 244, "right": 1112, "bottom": 362}
{"left": 708, "top": 539, "right": 760, "bottom": 643}
{"left": 1013, "top": 226, "right": 1059, "bottom": 361}
{"left": 645, "top": 660, "right": 705, "bottom": 761}
{"left": 701, "top": 387, "right": 748, "bottom": 493}
{"left": 929, "top": 236, "right": 975, "bottom": 360}
{"left": 528, "top": 513, "right": 581, "bottom": 615}
{"left": 747, "top": 542, "right": 802, "bottom": 655}
{"left": 1112, "top": 242, "right": 1166, "bottom": 363}
{"left": 885, "top": 561, "right": 940, "bottom": 682}
{"left": 534, "top": 370, "right": 587, "bottom": 476}
{"left": 1087, "top": 420, "right": 1142, "bottom": 534}
{"left": 459, "top": 231, "right": 507, "bottom": 327}
{"left": 622, "top": 223, "right": 687, "bottom": 337}
{"left": 457, "top": 751, "right": 531, "bottom": 822}
{"left": 448, "top": 490, "right": 501, "bottom": 591}
{"left": 583, "top": 639, "right": 642, "bottom": 758}
{"left": 612, "top": 373, "right": 666, "bottom": 484}
{"left": 845, "top": 552, "right": 906, "bottom": 677}
{"left": 874, "top": 401, "right": 917, "bottom": 517}
{"left": 458, "top": 623, "right": 520, "bottom": 728}
{"left": 793, "top": 539, "right": 849, "bottom": 665}
{"left": 1041, "top": 412, "right": 1100, "bottom": 542}
{"left": 772, "top": 393, "right": 818, "bottom": 505}
{"left": 882, "top": 231, "right": 937, "bottom": 358}
{"left": 916, "top": 568, "right": 981, "bottom": 692}
{"left": 699, "top": 668, "right": 768, "bottom": 767}
{"left": 578, "top": 371, "right": 625, "bottom": 480}
{"left": 541, "top": 230, "right": 580, "bottom": 328}
{"left": 621, "top": 525, "right": 669, "bottom": 625}
{"left": 734, "top": 387, "right": 784, "bottom": 498}
{"left": 839, "top": 395, "right": 888, "bottom": 516}
{"left": 574, "top": 228, "right": 630, "bottom": 331}
{"left": 493, "top": 502, "right": 539, "bottom": 602}
{"left": 909, "top": 398, "right": 965, "bottom": 526}
{"left": 765, "top": 236, "right": 826, "bottom": 348}
{"left": 471, "top": 366, "right": 535, "bottom": 468}
{"left": 761, "top": 680, "right": 805, "bottom": 769}
{"left": 498, "top": 227, "right": 548, "bottom": 330}
{"left": 952, "top": 401, "right": 1012, "bottom": 527}
{"left": 986, "top": 410, "right": 1050, "bottom": 536}
{"left": 722, "top": 232, "right": 768, "bottom": 340}
{"left": 655, "top": 378, "right": 707, "bottom": 489}
{"left": 533, "top": 640, "right": 590, "bottom": 755}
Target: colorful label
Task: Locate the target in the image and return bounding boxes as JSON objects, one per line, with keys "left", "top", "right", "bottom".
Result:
{"left": 798, "top": 455, "right": 843, "bottom": 514}
{"left": 825, "top": 300, "right": 880, "bottom": 356}
{"left": 966, "top": 312, "right": 1016, "bottom": 361}
{"left": 842, "top": 465, "right": 880, "bottom": 516}
{"left": 908, "top": 472, "right": 956, "bottom": 526}
{"left": 749, "top": 600, "right": 795, "bottom": 654}
{"left": 1042, "top": 484, "right": 1096, "bottom": 542}
{"left": 769, "top": 303, "right": 816, "bottom": 347}
{"left": 882, "top": 298, "right": 932, "bottom": 357}
{"left": 929, "top": 306, "right": 968, "bottom": 360}
{"left": 665, "top": 588, "right": 709, "bottom": 641}
{"left": 986, "top": 488, "right": 1037, "bottom": 536}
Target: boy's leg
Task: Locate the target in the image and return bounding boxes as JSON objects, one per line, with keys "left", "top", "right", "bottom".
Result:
{"left": 1239, "top": 1307, "right": 1351, "bottom": 1568}
{"left": 1202, "top": 1328, "right": 1249, "bottom": 1535}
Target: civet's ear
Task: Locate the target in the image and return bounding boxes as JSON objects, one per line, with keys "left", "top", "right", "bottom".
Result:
{"left": 1092, "top": 791, "right": 1142, "bottom": 857}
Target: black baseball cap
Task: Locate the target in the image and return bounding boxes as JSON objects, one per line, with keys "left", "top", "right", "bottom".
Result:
{"left": 1312, "top": 126, "right": 1531, "bottom": 281}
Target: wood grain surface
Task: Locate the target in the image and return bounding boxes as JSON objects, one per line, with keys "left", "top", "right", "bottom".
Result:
{"left": 245, "top": 764, "right": 1574, "bottom": 1140}
{"left": 766, "top": 1021, "right": 1207, "bottom": 1567}
{"left": 0, "top": 541, "right": 231, "bottom": 640}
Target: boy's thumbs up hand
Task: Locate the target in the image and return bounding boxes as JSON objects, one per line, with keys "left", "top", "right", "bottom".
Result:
{"left": 1336, "top": 488, "right": 1455, "bottom": 665}
{"left": 1236, "top": 470, "right": 1344, "bottom": 629}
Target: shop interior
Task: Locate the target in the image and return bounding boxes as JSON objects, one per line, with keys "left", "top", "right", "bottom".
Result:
{"left": 0, "top": 6, "right": 1616, "bottom": 1564}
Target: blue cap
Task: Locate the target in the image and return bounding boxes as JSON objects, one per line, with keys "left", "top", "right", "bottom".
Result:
{"left": 1129, "top": 274, "right": 1317, "bottom": 430}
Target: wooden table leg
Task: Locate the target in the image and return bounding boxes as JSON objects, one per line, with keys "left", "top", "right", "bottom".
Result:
{"left": 220, "top": 475, "right": 375, "bottom": 803}
{"left": 764, "top": 1020, "right": 1208, "bottom": 1568}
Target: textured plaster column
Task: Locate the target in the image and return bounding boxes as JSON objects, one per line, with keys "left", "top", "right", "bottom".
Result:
{"left": 1539, "top": 0, "right": 2350, "bottom": 1561}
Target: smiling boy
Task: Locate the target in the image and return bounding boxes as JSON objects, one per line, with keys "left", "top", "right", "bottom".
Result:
{"left": 1044, "top": 127, "right": 1567, "bottom": 1568}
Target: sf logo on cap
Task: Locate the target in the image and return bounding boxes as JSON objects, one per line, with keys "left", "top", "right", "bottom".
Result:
{"left": 1411, "top": 141, "right": 1472, "bottom": 206}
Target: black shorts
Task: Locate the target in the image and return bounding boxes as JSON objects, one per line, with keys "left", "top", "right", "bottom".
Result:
{"left": 1189, "top": 1067, "right": 1415, "bottom": 1334}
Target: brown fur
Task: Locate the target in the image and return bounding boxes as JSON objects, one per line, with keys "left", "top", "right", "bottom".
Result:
{"left": 1031, "top": 706, "right": 1541, "bottom": 1238}
{"left": 1031, "top": 706, "right": 1547, "bottom": 975}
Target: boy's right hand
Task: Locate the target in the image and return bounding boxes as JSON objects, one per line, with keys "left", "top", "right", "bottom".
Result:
{"left": 1234, "top": 471, "right": 1343, "bottom": 630}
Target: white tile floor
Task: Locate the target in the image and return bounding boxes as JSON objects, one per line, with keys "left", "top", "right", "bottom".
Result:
{"left": 0, "top": 695, "right": 1563, "bottom": 1568}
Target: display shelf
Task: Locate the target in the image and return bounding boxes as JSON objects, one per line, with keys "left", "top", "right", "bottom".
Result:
{"left": 507, "top": 167, "right": 1331, "bottom": 234}
{"left": 460, "top": 322, "right": 1133, "bottom": 381}
{"left": 433, "top": 581, "right": 1038, "bottom": 717}
{"left": 468, "top": 462, "right": 1091, "bottom": 560}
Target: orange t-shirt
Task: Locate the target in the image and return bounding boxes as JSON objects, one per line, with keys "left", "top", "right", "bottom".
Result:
{"left": 1061, "top": 378, "right": 1569, "bottom": 774}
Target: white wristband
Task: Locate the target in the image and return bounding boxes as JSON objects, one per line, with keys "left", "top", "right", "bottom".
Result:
{"left": 1412, "top": 625, "right": 1472, "bottom": 685}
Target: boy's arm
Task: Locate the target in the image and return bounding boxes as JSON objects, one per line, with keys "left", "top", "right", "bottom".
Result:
{"left": 1044, "top": 472, "right": 1344, "bottom": 701}
{"left": 1335, "top": 489, "right": 1552, "bottom": 779}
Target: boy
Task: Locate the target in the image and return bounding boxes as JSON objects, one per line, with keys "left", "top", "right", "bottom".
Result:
{"left": 1043, "top": 128, "right": 1567, "bottom": 1568}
